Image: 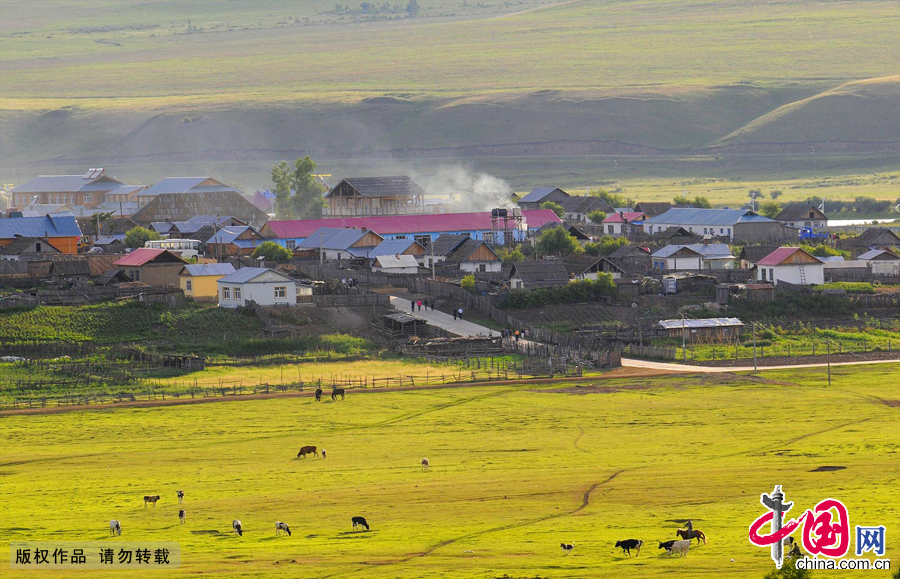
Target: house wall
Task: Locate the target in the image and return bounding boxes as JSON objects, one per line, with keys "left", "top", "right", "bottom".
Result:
{"left": 733, "top": 222, "right": 797, "bottom": 244}
{"left": 119, "top": 263, "right": 184, "bottom": 286}
{"left": 460, "top": 261, "right": 502, "bottom": 273}
{"left": 519, "top": 190, "right": 569, "bottom": 211}
{"left": 645, "top": 222, "right": 734, "bottom": 239}
{"left": 783, "top": 218, "right": 827, "bottom": 230}
{"left": 42, "top": 237, "right": 79, "bottom": 255}
{"left": 758, "top": 264, "right": 824, "bottom": 285}
{"left": 218, "top": 281, "right": 295, "bottom": 307}
{"left": 372, "top": 265, "right": 419, "bottom": 274}
{"left": 665, "top": 256, "right": 702, "bottom": 270}
{"left": 180, "top": 275, "right": 222, "bottom": 301}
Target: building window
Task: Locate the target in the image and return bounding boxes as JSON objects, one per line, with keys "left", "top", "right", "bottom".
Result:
{"left": 185, "top": 280, "right": 192, "bottom": 291}
{"left": 395, "top": 235, "right": 407, "bottom": 240}
{"left": 275, "top": 286, "right": 286, "bottom": 298}
{"left": 760, "top": 268, "right": 766, "bottom": 281}
{"left": 286, "top": 240, "right": 296, "bottom": 250}
{"left": 35, "top": 242, "right": 42, "bottom": 252}
{"left": 770, "top": 268, "right": 774, "bottom": 280}
{"left": 234, "top": 287, "right": 241, "bottom": 300}
{"left": 720, "top": 228, "right": 724, "bottom": 234}
{"left": 128, "top": 269, "right": 140, "bottom": 281}
{"left": 84, "top": 193, "right": 93, "bottom": 203}
{"left": 607, "top": 225, "right": 614, "bottom": 234}
{"left": 223, "top": 287, "right": 230, "bottom": 299}
{"left": 479, "top": 264, "right": 487, "bottom": 273}
{"left": 415, "top": 235, "right": 430, "bottom": 246}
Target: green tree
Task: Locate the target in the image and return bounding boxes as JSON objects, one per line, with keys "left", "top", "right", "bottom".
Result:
{"left": 770, "top": 189, "right": 783, "bottom": 200}
{"left": 587, "top": 210, "right": 607, "bottom": 224}
{"left": 496, "top": 247, "right": 525, "bottom": 263}
{"left": 124, "top": 226, "right": 160, "bottom": 249}
{"left": 461, "top": 274, "right": 475, "bottom": 292}
{"left": 584, "top": 235, "right": 629, "bottom": 257}
{"left": 588, "top": 187, "right": 631, "bottom": 209}
{"left": 674, "top": 195, "right": 712, "bottom": 208}
{"left": 540, "top": 201, "right": 565, "bottom": 219}
{"left": 536, "top": 226, "right": 580, "bottom": 256}
{"left": 252, "top": 241, "right": 293, "bottom": 264}
{"left": 760, "top": 200, "right": 782, "bottom": 219}
{"left": 691, "top": 196, "right": 712, "bottom": 208}
{"left": 406, "top": 0, "right": 419, "bottom": 16}
{"left": 271, "top": 156, "right": 326, "bottom": 219}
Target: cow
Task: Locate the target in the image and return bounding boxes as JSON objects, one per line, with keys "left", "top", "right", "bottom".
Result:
{"left": 179, "top": 510, "right": 186, "bottom": 524}
{"left": 315, "top": 388, "right": 323, "bottom": 402}
{"left": 176, "top": 490, "right": 184, "bottom": 504}
{"left": 560, "top": 543, "right": 574, "bottom": 555}
{"left": 297, "top": 445, "right": 318, "bottom": 459}
{"left": 352, "top": 516, "right": 369, "bottom": 531}
{"left": 669, "top": 540, "right": 690, "bottom": 557}
{"left": 322, "top": 449, "right": 327, "bottom": 460}
{"left": 658, "top": 540, "right": 677, "bottom": 554}
{"left": 143, "top": 495, "right": 160, "bottom": 508}
{"left": 276, "top": 522, "right": 291, "bottom": 536}
{"left": 332, "top": 388, "right": 345, "bottom": 401}
{"left": 421, "top": 458, "right": 429, "bottom": 471}
{"left": 233, "top": 520, "right": 243, "bottom": 536}
{"left": 615, "top": 539, "right": 643, "bottom": 557}
{"left": 109, "top": 520, "right": 121, "bottom": 536}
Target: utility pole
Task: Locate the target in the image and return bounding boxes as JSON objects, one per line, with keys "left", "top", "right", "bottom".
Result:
{"left": 430, "top": 237, "right": 435, "bottom": 280}
{"left": 752, "top": 322, "right": 758, "bottom": 373}
{"left": 827, "top": 342, "right": 832, "bottom": 387}
{"left": 319, "top": 229, "right": 324, "bottom": 266}
{"left": 682, "top": 313, "right": 686, "bottom": 362}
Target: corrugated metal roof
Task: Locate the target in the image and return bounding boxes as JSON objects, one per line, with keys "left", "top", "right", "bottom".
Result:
{"left": 645, "top": 208, "right": 775, "bottom": 226}
{"left": 207, "top": 227, "right": 250, "bottom": 244}
{"left": 264, "top": 210, "right": 559, "bottom": 239}
{"left": 114, "top": 248, "right": 167, "bottom": 266}
{"left": 369, "top": 238, "right": 420, "bottom": 257}
{"left": 519, "top": 187, "right": 565, "bottom": 203}
{"left": 132, "top": 191, "right": 266, "bottom": 227}
{"left": 603, "top": 212, "right": 647, "bottom": 223}
{"left": 182, "top": 263, "right": 236, "bottom": 276}
{"left": 374, "top": 254, "right": 419, "bottom": 269}
{"left": 757, "top": 247, "right": 805, "bottom": 266}
{"left": 218, "top": 267, "right": 293, "bottom": 284}
{"left": 12, "top": 174, "right": 123, "bottom": 193}
{"left": 140, "top": 177, "right": 237, "bottom": 197}
{"left": 0, "top": 215, "right": 82, "bottom": 239}
{"left": 651, "top": 244, "right": 734, "bottom": 258}
{"left": 328, "top": 176, "right": 425, "bottom": 198}
{"left": 775, "top": 203, "right": 826, "bottom": 221}
{"left": 658, "top": 318, "right": 743, "bottom": 329}
{"left": 858, "top": 249, "right": 899, "bottom": 260}
{"left": 296, "top": 227, "right": 372, "bottom": 250}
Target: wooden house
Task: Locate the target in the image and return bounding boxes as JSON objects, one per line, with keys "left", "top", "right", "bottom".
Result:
{"left": 323, "top": 176, "right": 426, "bottom": 216}
{"left": 508, "top": 260, "right": 569, "bottom": 289}
{"left": 602, "top": 212, "right": 648, "bottom": 237}
{"left": 0, "top": 214, "right": 82, "bottom": 254}
{"left": 775, "top": 203, "right": 828, "bottom": 230}
{"left": 217, "top": 267, "right": 297, "bottom": 307}
{"left": 633, "top": 202, "right": 673, "bottom": 217}
{"left": 606, "top": 244, "right": 651, "bottom": 272}
{"left": 206, "top": 226, "right": 268, "bottom": 257}
{"left": 559, "top": 196, "right": 614, "bottom": 223}
{"left": 518, "top": 187, "right": 570, "bottom": 211}
{"left": 295, "top": 227, "right": 383, "bottom": 261}
{"left": 372, "top": 254, "right": 420, "bottom": 274}
{"left": 738, "top": 245, "right": 779, "bottom": 269}
{"left": 180, "top": 263, "right": 236, "bottom": 302}
{"left": 0, "top": 237, "right": 61, "bottom": 259}
{"left": 755, "top": 247, "right": 824, "bottom": 286}
{"left": 369, "top": 239, "right": 426, "bottom": 265}
{"left": 114, "top": 248, "right": 187, "bottom": 287}
{"left": 444, "top": 238, "right": 502, "bottom": 273}
{"left": 658, "top": 317, "right": 743, "bottom": 342}
{"left": 10, "top": 169, "right": 123, "bottom": 210}
{"left": 132, "top": 188, "right": 267, "bottom": 228}
{"left": 848, "top": 228, "right": 900, "bottom": 258}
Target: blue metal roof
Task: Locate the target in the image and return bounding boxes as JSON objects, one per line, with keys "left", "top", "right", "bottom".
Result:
{"left": 208, "top": 226, "right": 251, "bottom": 244}
{"left": 183, "top": 263, "right": 236, "bottom": 276}
{"left": 141, "top": 178, "right": 237, "bottom": 197}
{"left": 645, "top": 208, "right": 775, "bottom": 226}
{"left": 218, "top": 267, "right": 293, "bottom": 284}
{"left": 519, "top": 187, "right": 560, "bottom": 203}
{"left": 12, "top": 175, "right": 123, "bottom": 193}
{"left": 651, "top": 243, "right": 735, "bottom": 258}
{"left": 0, "top": 214, "right": 82, "bottom": 239}
{"left": 369, "top": 238, "right": 419, "bottom": 257}
{"left": 296, "top": 227, "right": 371, "bottom": 250}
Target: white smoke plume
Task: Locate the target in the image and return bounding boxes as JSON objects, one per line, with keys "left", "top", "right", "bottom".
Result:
{"left": 412, "top": 165, "right": 513, "bottom": 213}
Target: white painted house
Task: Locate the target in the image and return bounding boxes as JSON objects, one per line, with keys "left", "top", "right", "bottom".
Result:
{"left": 372, "top": 254, "right": 420, "bottom": 274}
{"left": 217, "top": 267, "right": 297, "bottom": 307}
{"left": 651, "top": 244, "right": 735, "bottom": 270}
{"left": 756, "top": 247, "right": 824, "bottom": 286}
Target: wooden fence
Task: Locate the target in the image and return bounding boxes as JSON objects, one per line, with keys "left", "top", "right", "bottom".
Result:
{"left": 312, "top": 294, "right": 390, "bottom": 307}
{"left": 627, "top": 344, "right": 677, "bottom": 360}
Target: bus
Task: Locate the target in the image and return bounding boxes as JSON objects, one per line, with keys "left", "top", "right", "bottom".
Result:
{"left": 144, "top": 238, "right": 202, "bottom": 259}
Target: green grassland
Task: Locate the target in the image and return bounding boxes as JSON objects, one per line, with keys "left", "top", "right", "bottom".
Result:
{"left": 1, "top": 0, "right": 898, "bottom": 191}
{"left": 1, "top": 363, "right": 898, "bottom": 578}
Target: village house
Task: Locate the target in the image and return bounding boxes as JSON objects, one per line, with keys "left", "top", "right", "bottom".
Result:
{"left": 738, "top": 245, "right": 779, "bottom": 269}
{"left": 643, "top": 208, "right": 795, "bottom": 242}
{"left": 602, "top": 212, "right": 648, "bottom": 237}
{"left": 0, "top": 214, "right": 82, "bottom": 254}
{"left": 92, "top": 236, "right": 126, "bottom": 254}
{"left": 562, "top": 255, "right": 605, "bottom": 280}
{"left": 371, "top": 254, "right": 420, "bottom": 274}
{"left": 131, "top": 181, "right": 267, "bottom": 227}
{"left": 651, "top": 243, "right": 735, "bottom": 270}
{"left": 9, "top": 168, "right": 124, "bottom": 211}
{"left": 295, "top": 227, "right": 384, "bottom": 261}
{"left": 775, "top": 203, "right": 828, "bottom": 230}
{"left": 217, "top": 267, "right": 297, "bottom": 307}
{"left": 846, "top": 227, "right": 900, "bottom": 258}
{"left": 857, "top": 248, "right": 900, "bottom": 275}
{"left": 180, "top": 263, "right": 236, "bottom": 302}
{"left": 425, "top": 234, "right": 469, "bottom": 268}
{"left": 517, "top": 187, "right": 570, "bottom": 211}
{"left": 368, "top": 239, "right": 427, "bottom": 265}
{"left": 633, "top": 202, "right": 673, "bottom": 217}
{"left": 443, "top": 238, "right": 502, "bottom": 273}
{"left": 508, "top": 260, "right": 569, "bottom": 289}
{"left": 0, "top": 237, "right": 62, "bottom": 260}
{"left": 323, "top": 176, "right": 428, "bottom": 216}
{"left": 206, "top": 226, "right": 268, "bottom": 257}
{"left": 756, "top": 247, "right": 824, "bottom": 286}
{"left": 113, "top": 248, "right": 187, "bottom": 286}
{"left": 261, "top": 210, "right": 559, "bottom": 249}
{"left": 658, "top": 318, "right": 744, "bottom": 342}
{"left": 604, "top": 244, "right": 652, "bottom": 274}
{"left": 558, "top": 196, "right": 614, "bottom": 223}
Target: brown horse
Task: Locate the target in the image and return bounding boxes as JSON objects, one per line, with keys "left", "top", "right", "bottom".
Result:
{"left": 676, "top": 529, "right": 707, "bottom": 545}
{"left": 297, "top": 445, "right": 318, "bottom": 459}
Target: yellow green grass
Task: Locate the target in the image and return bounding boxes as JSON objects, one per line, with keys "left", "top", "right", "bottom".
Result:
{"left": 1, "top": 363, "right": 898, "bottom": 577}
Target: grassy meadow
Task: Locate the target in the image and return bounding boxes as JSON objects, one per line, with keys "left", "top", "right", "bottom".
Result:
{"left": 1, "top": 363, "right": 897, "bottom": 578}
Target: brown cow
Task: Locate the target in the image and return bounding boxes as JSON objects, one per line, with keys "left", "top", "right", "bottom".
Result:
{"left": 143, "top": 495, "right": 161, "bottom": 508}
{"left": 297, "top": 446, "right": 318, "bottom": 459}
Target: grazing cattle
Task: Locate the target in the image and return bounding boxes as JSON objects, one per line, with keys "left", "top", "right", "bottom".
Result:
{"left": 109, "top": 520, "right": 121, "bottom": 536}
{"left": 176, "top": 490, "right": 184, "bottom": 504}
{"left": 560, "top": 543, "right": 574, "bottom": 554}
{"left": 276, "top": 521, "right": 292, "bottom": 536}
{"left": 676, "top": 528, "right": 707, "bottom": 545}
{"left": 658, "top": 540, "right": 677, "bottom": 554}
{"left": 615, "top": 539, "right": 643, "bottom": 557}
{"left": 669, "top": 539, "right": 690, "bottom": 557}
{"left": 322, "top": 449, "right": 327, "bottom": 459}
{"left": 421, "top": 458, "right": 429, "bottom": 471}
{"left": 352, "top": 516, "right": 369, "bottom": 531}
{"left": 332, "top": 388, "right": 345, "bottom": 401}
{"left": 315, "top": 388, "right": 322, "bottom": 402}
{"left": 233, "top": 520, "right": 243, "bottom": 536}
{"left": 179, "top": 510, "right": 186, "bottom": 524}
{"left": 143, "top": 495, "right": 160, "bottom": 508}
{"left": 297, "top": 445, "right": 318, "bottom": 459}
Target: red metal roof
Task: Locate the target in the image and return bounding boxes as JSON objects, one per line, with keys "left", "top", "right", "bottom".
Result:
{"left": 264, "top": 210, "right": 561, "bottom": 239}
{"left": 603, "top": 212, "right": 647, "bottom": 223}
{"left": 113, "top": 248, "right": 167, "bottom": 266}
{"left": 756, "top": 247, "right": 803, "bottom": 266}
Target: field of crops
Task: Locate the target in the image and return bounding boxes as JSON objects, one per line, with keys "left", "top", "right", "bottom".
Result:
{"left": 1, "top": 363, "right": 897, "bottom": 578}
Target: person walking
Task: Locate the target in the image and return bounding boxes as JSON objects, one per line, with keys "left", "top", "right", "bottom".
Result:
{"left": 452, "top": 309, "right": 457, "bottom": 320}
{"left": 458, "top": 308, "right": 463, "bottom": 320}
{"left": 411, "top": 300, "right": 415, "bottom": 313}
{"left": 514, "top": 329, "right": 520, "bottom": 343}
{"left": 417, "top": 299, "right": 422, "bottom": 311}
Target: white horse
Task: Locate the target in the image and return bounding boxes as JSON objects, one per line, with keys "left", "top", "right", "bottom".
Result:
{"left": 233, "top": 520, "right": 243, "bottom": 536}
{"left": 421, "top": 458, "right": 429, "bottom": 471}
{"left": 276, "top": 521, "right": 292, "bottom": 536}
{"left": 109, "top": 520, "right": 121, "bottom": 536}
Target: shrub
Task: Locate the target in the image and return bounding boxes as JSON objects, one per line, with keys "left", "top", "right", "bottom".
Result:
{"left": 584, "top": 236, "right": 629, "bottom": 257}
{"left": 252, "top": 241, "right": 292, "bottom": 264}
{"left": 536, "top": 226, "right": 581, "bottom": 256}
{"left": 540, "top": 201, "right": 565, "bottom": 219}
{"left": 124, "top": 226, "right": 160, "bottom": 249}
{"left": 587, "top": 210, "right": 607, "bottom": 224}
{"left": 813, "top": 282, "right": 875, "bottom": 294}
{"left": 500, "top": 273, "right": 615, "bottom": 309}
{"left": 461, "top": 274, "right": 475, "bottom": 292}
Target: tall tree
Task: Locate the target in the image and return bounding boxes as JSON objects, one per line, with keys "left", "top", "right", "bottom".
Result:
{"left": 536, "top": 226, "right": 580, "bottom": 256}
{"left": 124, "top": 226, "right": 160, "bottom": 249}
{"left": 540, "top": 201, "right": 565, "bottom": 219}
{"left": 760, "top": 200, "right": 782, "bottom": 219}
{"left": 271, "top": 156, "right": 327, "bottom": 219}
